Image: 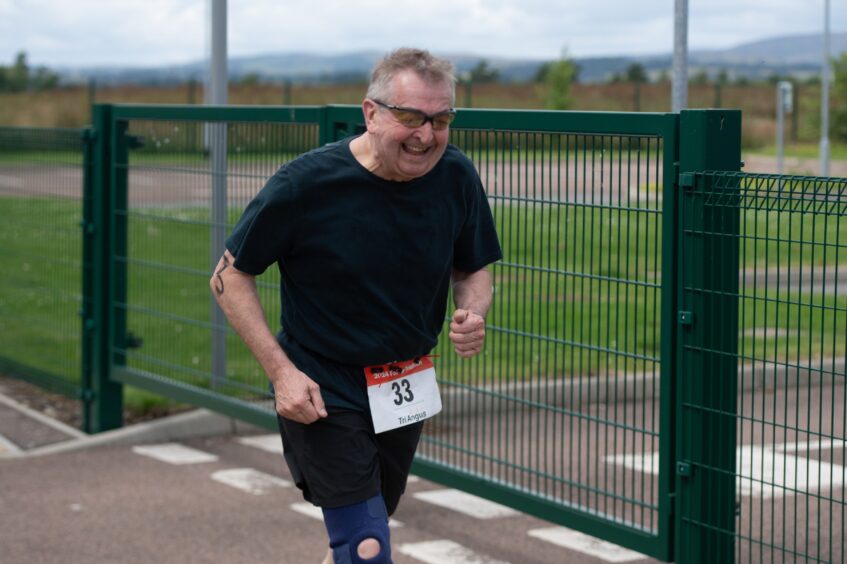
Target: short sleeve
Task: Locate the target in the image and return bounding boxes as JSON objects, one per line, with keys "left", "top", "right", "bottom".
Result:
{"left": 453, "top": 173, "right": 503, "bottom": 273}
{"left": 225, "top": 168, "right": 300, "bottom": 275}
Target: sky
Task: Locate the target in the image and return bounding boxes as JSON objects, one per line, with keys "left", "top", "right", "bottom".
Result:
{"left": 0, "top": 0, "right": 844, "bottom": 68}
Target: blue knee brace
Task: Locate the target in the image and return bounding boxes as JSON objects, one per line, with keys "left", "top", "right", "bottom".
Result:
{"left": 322, "top": 494, "right": 391, "bottom": 564}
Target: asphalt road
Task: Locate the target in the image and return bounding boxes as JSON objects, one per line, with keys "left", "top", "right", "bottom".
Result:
{"left": 0, "top": 395, "right": 661, "bottom": 564}
{"left": 2, "top": 378, "right": 845, "bottom": 563}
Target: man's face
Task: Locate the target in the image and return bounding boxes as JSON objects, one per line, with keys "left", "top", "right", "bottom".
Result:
{"left": 364, "top": 71, "right": 454, "bottom": 182}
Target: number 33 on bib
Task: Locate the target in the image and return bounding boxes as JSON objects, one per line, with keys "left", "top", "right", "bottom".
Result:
{"left": 364, "top": 356, "right": 442, "bottom": 434}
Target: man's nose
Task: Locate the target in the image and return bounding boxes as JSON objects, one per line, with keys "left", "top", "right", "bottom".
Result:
{"left": 414, "top": 121, "right": 435, "bottom": 142}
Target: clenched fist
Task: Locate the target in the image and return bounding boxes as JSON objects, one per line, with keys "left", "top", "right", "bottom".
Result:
{"left": 448, "top": 308, "right": 486, "bottom": 358}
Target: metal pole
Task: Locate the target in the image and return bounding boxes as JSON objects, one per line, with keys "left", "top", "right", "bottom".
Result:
{"left": 672, "top": 0, "right": 689, "bottom": 112}
{"left": 208, "top": 0, "right": 227, "bottom": 107}
{"left": 776, "top": 83, "right": 787, "bottom": 175}
{"left": 208, "top": 0, "right": 228, "bottom": 388}
{"left": 777, "top": 81, "right": 794, "bottom": 180}
{"left": 820, "top": 0, "right": 830, "bottom": 176}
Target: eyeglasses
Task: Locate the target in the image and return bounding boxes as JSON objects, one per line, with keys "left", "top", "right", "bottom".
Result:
{"left": 371, "top": 99, "right": 456, "bottom": 131}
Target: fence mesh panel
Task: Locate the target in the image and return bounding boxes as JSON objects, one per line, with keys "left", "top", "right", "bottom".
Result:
{"left": 680, "top": 172, "right": 846, "bottom": 563}
{"left": 422, "top": 129, "right": 666, "bottom": 533}
{"left": 116, "top": 119, "right": 320, "bottom": 411}
{"left": 0, "top": 127, "right": 85, "bottom": 396}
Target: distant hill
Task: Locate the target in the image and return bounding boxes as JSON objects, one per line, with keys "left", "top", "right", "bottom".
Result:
{"left": 695, "top": 32, "right": 847, "bottom": 65}
{"left": 58, "top": 32, "right": 847, "bottom": 86}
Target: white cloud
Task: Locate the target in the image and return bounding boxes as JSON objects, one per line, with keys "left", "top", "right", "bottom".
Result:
{"left": 0, "top": 0, "right": 843, "bottom": 67}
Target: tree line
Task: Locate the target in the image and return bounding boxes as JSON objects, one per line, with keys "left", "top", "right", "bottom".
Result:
{"left": 0, "top": 52, "right": 60, "bottom": 92}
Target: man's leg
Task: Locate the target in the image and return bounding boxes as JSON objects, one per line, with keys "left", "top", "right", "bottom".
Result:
{"left": 376, "top": 421, "right": 425, "bottom": 515}
{"left": 322, "top": 494, "right": 391, "bottom": 563}
{"left": 277, "top": 410, "right": 386, "bottom": 562}
{"left": 277, "top": 410, "right": 424, "bottom": 563}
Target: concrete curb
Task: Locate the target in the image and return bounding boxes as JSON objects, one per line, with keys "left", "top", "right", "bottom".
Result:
{"left": 0, "top": 394, "right": 265, "bottom": 459}
{"left": 0, "top": 392, "right": 87, "bottom": 440}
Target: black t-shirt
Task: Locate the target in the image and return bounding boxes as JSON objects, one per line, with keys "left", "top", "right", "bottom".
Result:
{"left": 226, "top": 136, "right": 502, "bottom": 385}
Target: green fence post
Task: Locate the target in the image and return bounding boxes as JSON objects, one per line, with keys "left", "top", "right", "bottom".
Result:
{"left": 80, "top": 126, "right": 97, "bottom": 431}
{"left": 86, "top": 104, "right": 124, "bottom": 432}
{"left": 110, "top": 116, "right": 131, "bottom": 410}
{"left": 675, "top": 109, "right": 742, "bottom": 562}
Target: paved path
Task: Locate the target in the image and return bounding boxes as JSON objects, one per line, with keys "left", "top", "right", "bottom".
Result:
{"left": 2, "top": 376, "right": 845, "bottom": 563}
{"left": 0, "top": 393, "right": 656, "bottom": 564}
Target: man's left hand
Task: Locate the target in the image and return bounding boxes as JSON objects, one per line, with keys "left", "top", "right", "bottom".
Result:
{"left": 449, "top": 309, "right": 486, "bottom": 358}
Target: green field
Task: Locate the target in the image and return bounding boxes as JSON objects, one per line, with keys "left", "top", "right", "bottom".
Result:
{"left": 2, "top": 192, "right": 844, "bottom": 411}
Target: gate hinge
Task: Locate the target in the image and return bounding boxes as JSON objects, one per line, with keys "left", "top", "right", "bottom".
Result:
{"left": 78, "top": 219, "right": 95, "bottom": 235}
{"left": 126, "top": 134, "right": 145, "bottom": 149}
{"left": 678, "top": 311, "right": 694, "bottom": 326}
{"left": 677, "top": 462, "right": 692, "bottom": 477}
{"left": 678, "top": 172, "right": 695, "bottom": 189}
{"left": 125, "top": 332, "right": 144, "bottom": 349}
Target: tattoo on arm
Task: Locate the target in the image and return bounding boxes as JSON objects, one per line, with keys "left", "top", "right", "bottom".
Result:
{"left": 214, "top": 255, "right": 230, "bottom": 295}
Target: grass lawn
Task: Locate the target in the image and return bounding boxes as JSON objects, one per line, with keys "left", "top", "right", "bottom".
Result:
{"left": 2, "top": 191, "right": 844, "bottom": 415}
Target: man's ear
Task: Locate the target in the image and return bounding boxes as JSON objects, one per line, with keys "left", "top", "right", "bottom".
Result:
{"left": 362, "top": 99, "right": 379, "bottom": 133}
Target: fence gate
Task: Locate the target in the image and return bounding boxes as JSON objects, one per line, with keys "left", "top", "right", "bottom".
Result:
{"left": 81, "top": 103, "right": 745, "bottom": 561}
{"left": 415, "top": 109, "right": 679, "bottom": 561}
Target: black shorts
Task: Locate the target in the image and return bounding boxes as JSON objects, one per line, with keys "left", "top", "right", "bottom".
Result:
{"left": 277, "top": 409, "right": 423, "bottom": 515}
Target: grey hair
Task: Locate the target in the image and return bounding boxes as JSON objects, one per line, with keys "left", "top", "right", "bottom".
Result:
{"left": 366, "top": 48, "right": 456, "bottom": 105}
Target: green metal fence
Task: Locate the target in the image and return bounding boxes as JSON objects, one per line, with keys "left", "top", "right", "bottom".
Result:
{"left": 4, "top": 103, "right": 845, "bottom": 562}
{"left": 82, "top": 104, "right": 676, "bottom": 559}
{"left": 0, "top": 126, "right": 88, "bottom": 400}
{"left": 677, "top": 165, "right": 846, "bottom": 563}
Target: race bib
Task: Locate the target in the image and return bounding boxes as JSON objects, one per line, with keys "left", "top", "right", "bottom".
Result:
{"left": 365, "top": 356, "right": 442, "bottom": 434}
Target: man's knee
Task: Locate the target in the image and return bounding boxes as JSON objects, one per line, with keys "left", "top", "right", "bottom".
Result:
{"left": 356, "top": 537, "right": 381, "bottom": 559}
{"left": 322, "top": 495, "right": 391, "bottom": 564}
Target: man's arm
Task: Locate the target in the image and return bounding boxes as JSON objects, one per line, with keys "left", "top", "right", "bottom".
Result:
{"left": 448, "top": 267, "right": 493, "bottom": 358}
{"left": 210, "top": 249, "right": 326, "bottom": 423}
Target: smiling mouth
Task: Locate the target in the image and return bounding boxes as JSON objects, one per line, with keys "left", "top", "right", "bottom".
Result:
{"left": 403, "top": 144, "right": 430, "bottom": 156}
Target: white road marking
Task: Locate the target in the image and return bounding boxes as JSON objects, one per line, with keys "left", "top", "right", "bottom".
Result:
{"left": 528, "top": 527, "right": 648, "bottom": 563}
{"left": 289, "top": 502, "right": 324, "bottom": 521}
{"left": 406, "top": 475, "right": 421, "bottom": 483}
{"left": 398, "top": 539, "right": 510, "bottom": 564}
{"left": 412, "top": 489, "right": 518, "bottom": 519}
{"left": 211, "top": 468, "right": 292, "bottom": 495}
{"left": 777, "top": 439, "right": 847, "bottom": 453}
{"left": 238, "top": 434, "right": 283, "bottom": 454}
{"left": 132, "top": 443, "right": 219, "bottom": 465}
{"left": 290, "top": 502, "right": 404, "bottom": 528}
{"left": 607, "top": 441, "right": 847, "bottom": 498}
